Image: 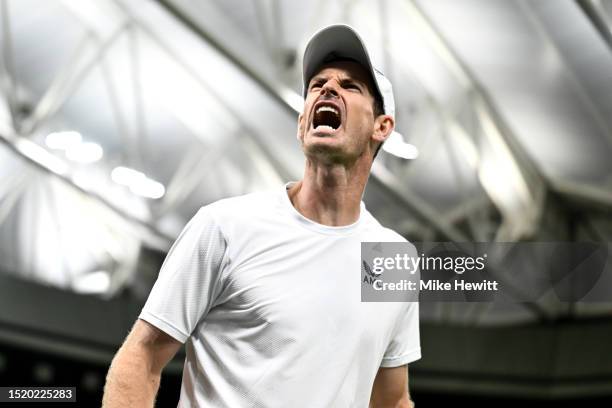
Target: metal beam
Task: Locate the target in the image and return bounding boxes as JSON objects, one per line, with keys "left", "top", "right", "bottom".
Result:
{"left": 21, "top": 24, "right": 128, "bottom": 136}
{"left": 520, "top": 0, "right": 612, "bottom": 150}
{"left": 156, "top": 0, "right": 299, "bottom": 116}
{"left": 113, "top": 0, "right": 295, "bottom": 183}
{"left": 98, "top": 40, "right": 133, "bottom": 167}
{"left": 370, "top": 162, "right": 468, "bottom": 241}
{"left": 0, "top": 14, "right": 171, "bottom": 249}
{"left": 550, "top": 178, "right": 612, "bottom": 215}
{"left": 408, "top": 0, "right": 547, "bottom": 182}
{"left": 151, "top": 0, "right": 466, "bottom": 241}
{"left": 156, "top": 139, "right": 231, "bottom": 216}
{"left": 576, "top": 0, "right": 612, "bottom": 50}
{"left": 0, "top": 0, "right": 18, "bottom": 132}
{"left": 0, "top": 132, "right": 173, "bottom": 249}
{"left": 406, "top": 0, "right": 552, "bottom": 241}
{"left": 128, "top": 24, "right": 146, "bottom": 171}
{"left": 0, "top": 167, "right": 31, "bottom": 226}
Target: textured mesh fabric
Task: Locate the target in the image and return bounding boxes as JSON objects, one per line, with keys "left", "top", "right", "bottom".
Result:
{"left": 139, "top": 183, "right": 420, "bottom": 407}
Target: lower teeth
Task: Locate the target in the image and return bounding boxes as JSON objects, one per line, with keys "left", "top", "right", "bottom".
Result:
{"left": 316, "top": 125, "right": 335, "bottom": 131}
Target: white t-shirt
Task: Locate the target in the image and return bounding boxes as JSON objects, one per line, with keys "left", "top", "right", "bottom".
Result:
{"left": 139, "top": 182, "right": 420, "bottom": 407}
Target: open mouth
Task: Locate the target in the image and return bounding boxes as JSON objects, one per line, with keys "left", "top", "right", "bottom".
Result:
{"left": 312, "top": 103, "right": 341, "bottom": 132}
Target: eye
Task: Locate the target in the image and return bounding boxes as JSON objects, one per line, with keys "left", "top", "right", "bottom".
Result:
{"left": 342, "top": 82, "right": 361, "bottom": 92}
{"left": 309, "top": 80, "right": 324, "bottom": 91}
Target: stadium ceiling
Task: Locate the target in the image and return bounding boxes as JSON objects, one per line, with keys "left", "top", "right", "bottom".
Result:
{"left": 0, "top": 0, "right": 611, "bottom": 302}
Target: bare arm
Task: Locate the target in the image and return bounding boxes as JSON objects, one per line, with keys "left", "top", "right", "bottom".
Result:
{"left": 102, "top": 319, "right": 182, "bottom": 408}
{"left": 369, "top": 365, "right": 414, "bottom": 408}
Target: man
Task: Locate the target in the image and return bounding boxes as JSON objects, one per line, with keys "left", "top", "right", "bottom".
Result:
{"left": 103, "top": 24, "right": 420, "bottom": 407}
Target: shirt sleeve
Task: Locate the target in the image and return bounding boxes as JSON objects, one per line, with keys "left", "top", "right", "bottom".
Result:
{"left": 139, "top": 206, "right": 229, "bottom": 343}
{"left": 381, "top": 301, "right": 421, "bottom": 367}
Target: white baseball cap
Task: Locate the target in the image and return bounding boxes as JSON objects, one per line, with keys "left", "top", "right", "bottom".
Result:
{"left": 302, "top": 24, "right": 418, "bottom": 159}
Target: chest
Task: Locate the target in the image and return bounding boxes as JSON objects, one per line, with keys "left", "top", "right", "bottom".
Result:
{"left": 214, "top": 231, "right": 400, "bottom": 344}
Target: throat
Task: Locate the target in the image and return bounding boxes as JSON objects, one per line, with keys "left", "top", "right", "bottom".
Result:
{"left": 288, "top": 179, "right": 362, "bottom": 227}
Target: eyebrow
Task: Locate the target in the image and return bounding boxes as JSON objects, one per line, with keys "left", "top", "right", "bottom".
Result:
{"left": 309, "top": 76, "right": 328, "bottom": 86}
{"left": 339, "top": 78, "right": 364, "bottom": 87}
{"left": 309, "top": 75, "right": 366, "bottom": 88}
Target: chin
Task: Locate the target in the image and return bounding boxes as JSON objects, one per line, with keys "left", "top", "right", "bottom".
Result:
{"left": 305, "top": 134, "right": 341, "bottom": 150}
{"left": 305, "top": 143, "right": 354, "bottom": 164}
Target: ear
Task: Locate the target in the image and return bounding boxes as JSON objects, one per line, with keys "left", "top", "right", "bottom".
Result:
{"left": 372, "top": 114, "right": 394, "bottom": 145}
{"left": 297, "top": 113, "right": 305, "bottom": 142}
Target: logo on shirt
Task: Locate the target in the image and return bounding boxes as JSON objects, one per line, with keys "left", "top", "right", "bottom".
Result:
{"left": 361, "top": 241, "right": 420, "bottom": 302}
{"left": 362, "top": 260, "right": 381, "bottom": 286}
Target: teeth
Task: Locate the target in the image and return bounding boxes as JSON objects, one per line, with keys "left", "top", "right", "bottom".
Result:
{"left": 316, "top": 106, "right": 339, "bottom": 116}
{"left": 315, "top": 125, "right": 335, "bottom": 131}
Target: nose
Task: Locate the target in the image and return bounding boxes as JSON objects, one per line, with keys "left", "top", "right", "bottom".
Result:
{"left": 320, "top": 81, "right": 339, "bottom": 98}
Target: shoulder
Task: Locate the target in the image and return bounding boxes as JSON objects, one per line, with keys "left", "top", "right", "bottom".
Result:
{"left": 361, "top": 210, "right": 418, "bottom": 256}
{"left": 381, "top": 227, "right": 408, "bottom": 243}
{"left": 209, "top": 190, "right": 275, "bottom": 214}
{"left": 361, "top": 209, "right": 409, "bottom": 243}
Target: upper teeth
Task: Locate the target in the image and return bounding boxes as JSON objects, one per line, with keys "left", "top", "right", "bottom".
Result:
{"left": 316, "top": 106, "right": 339, "bottom": 115}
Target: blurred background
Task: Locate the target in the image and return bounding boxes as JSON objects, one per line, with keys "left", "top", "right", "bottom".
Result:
{"left": 0, "top": 0, "right": 611, "bottom": 406}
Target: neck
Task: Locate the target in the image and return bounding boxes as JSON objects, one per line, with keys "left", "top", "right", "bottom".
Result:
{"left": 288, "top": 156, "right": 371, "bottom": 226}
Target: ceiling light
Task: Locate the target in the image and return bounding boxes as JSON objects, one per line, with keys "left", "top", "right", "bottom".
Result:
{"left": 111, "top": 166, "right": 145, "bottom": 186}
{"left": 111, "top": 166, "right": 165, "bottom": 199}
{"left": 65, "top": 142, "right": 103, "bottom": 163}
{"left": 129, "top": 178, "right": 165, "bottom": 200}
{"left": 45, "top": 131, "right": 82, "bottom": 150}
{"left": 72, "top": 270, "right": 111, "bottom": 294}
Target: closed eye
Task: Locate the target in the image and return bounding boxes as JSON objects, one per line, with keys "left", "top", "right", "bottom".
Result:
{"left": 309, "top": 80, "right": 325, "bottom": 91}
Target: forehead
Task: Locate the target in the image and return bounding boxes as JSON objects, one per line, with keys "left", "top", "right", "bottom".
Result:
{"left": 310, "top": 60, "right": 375, "bottom": 89}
